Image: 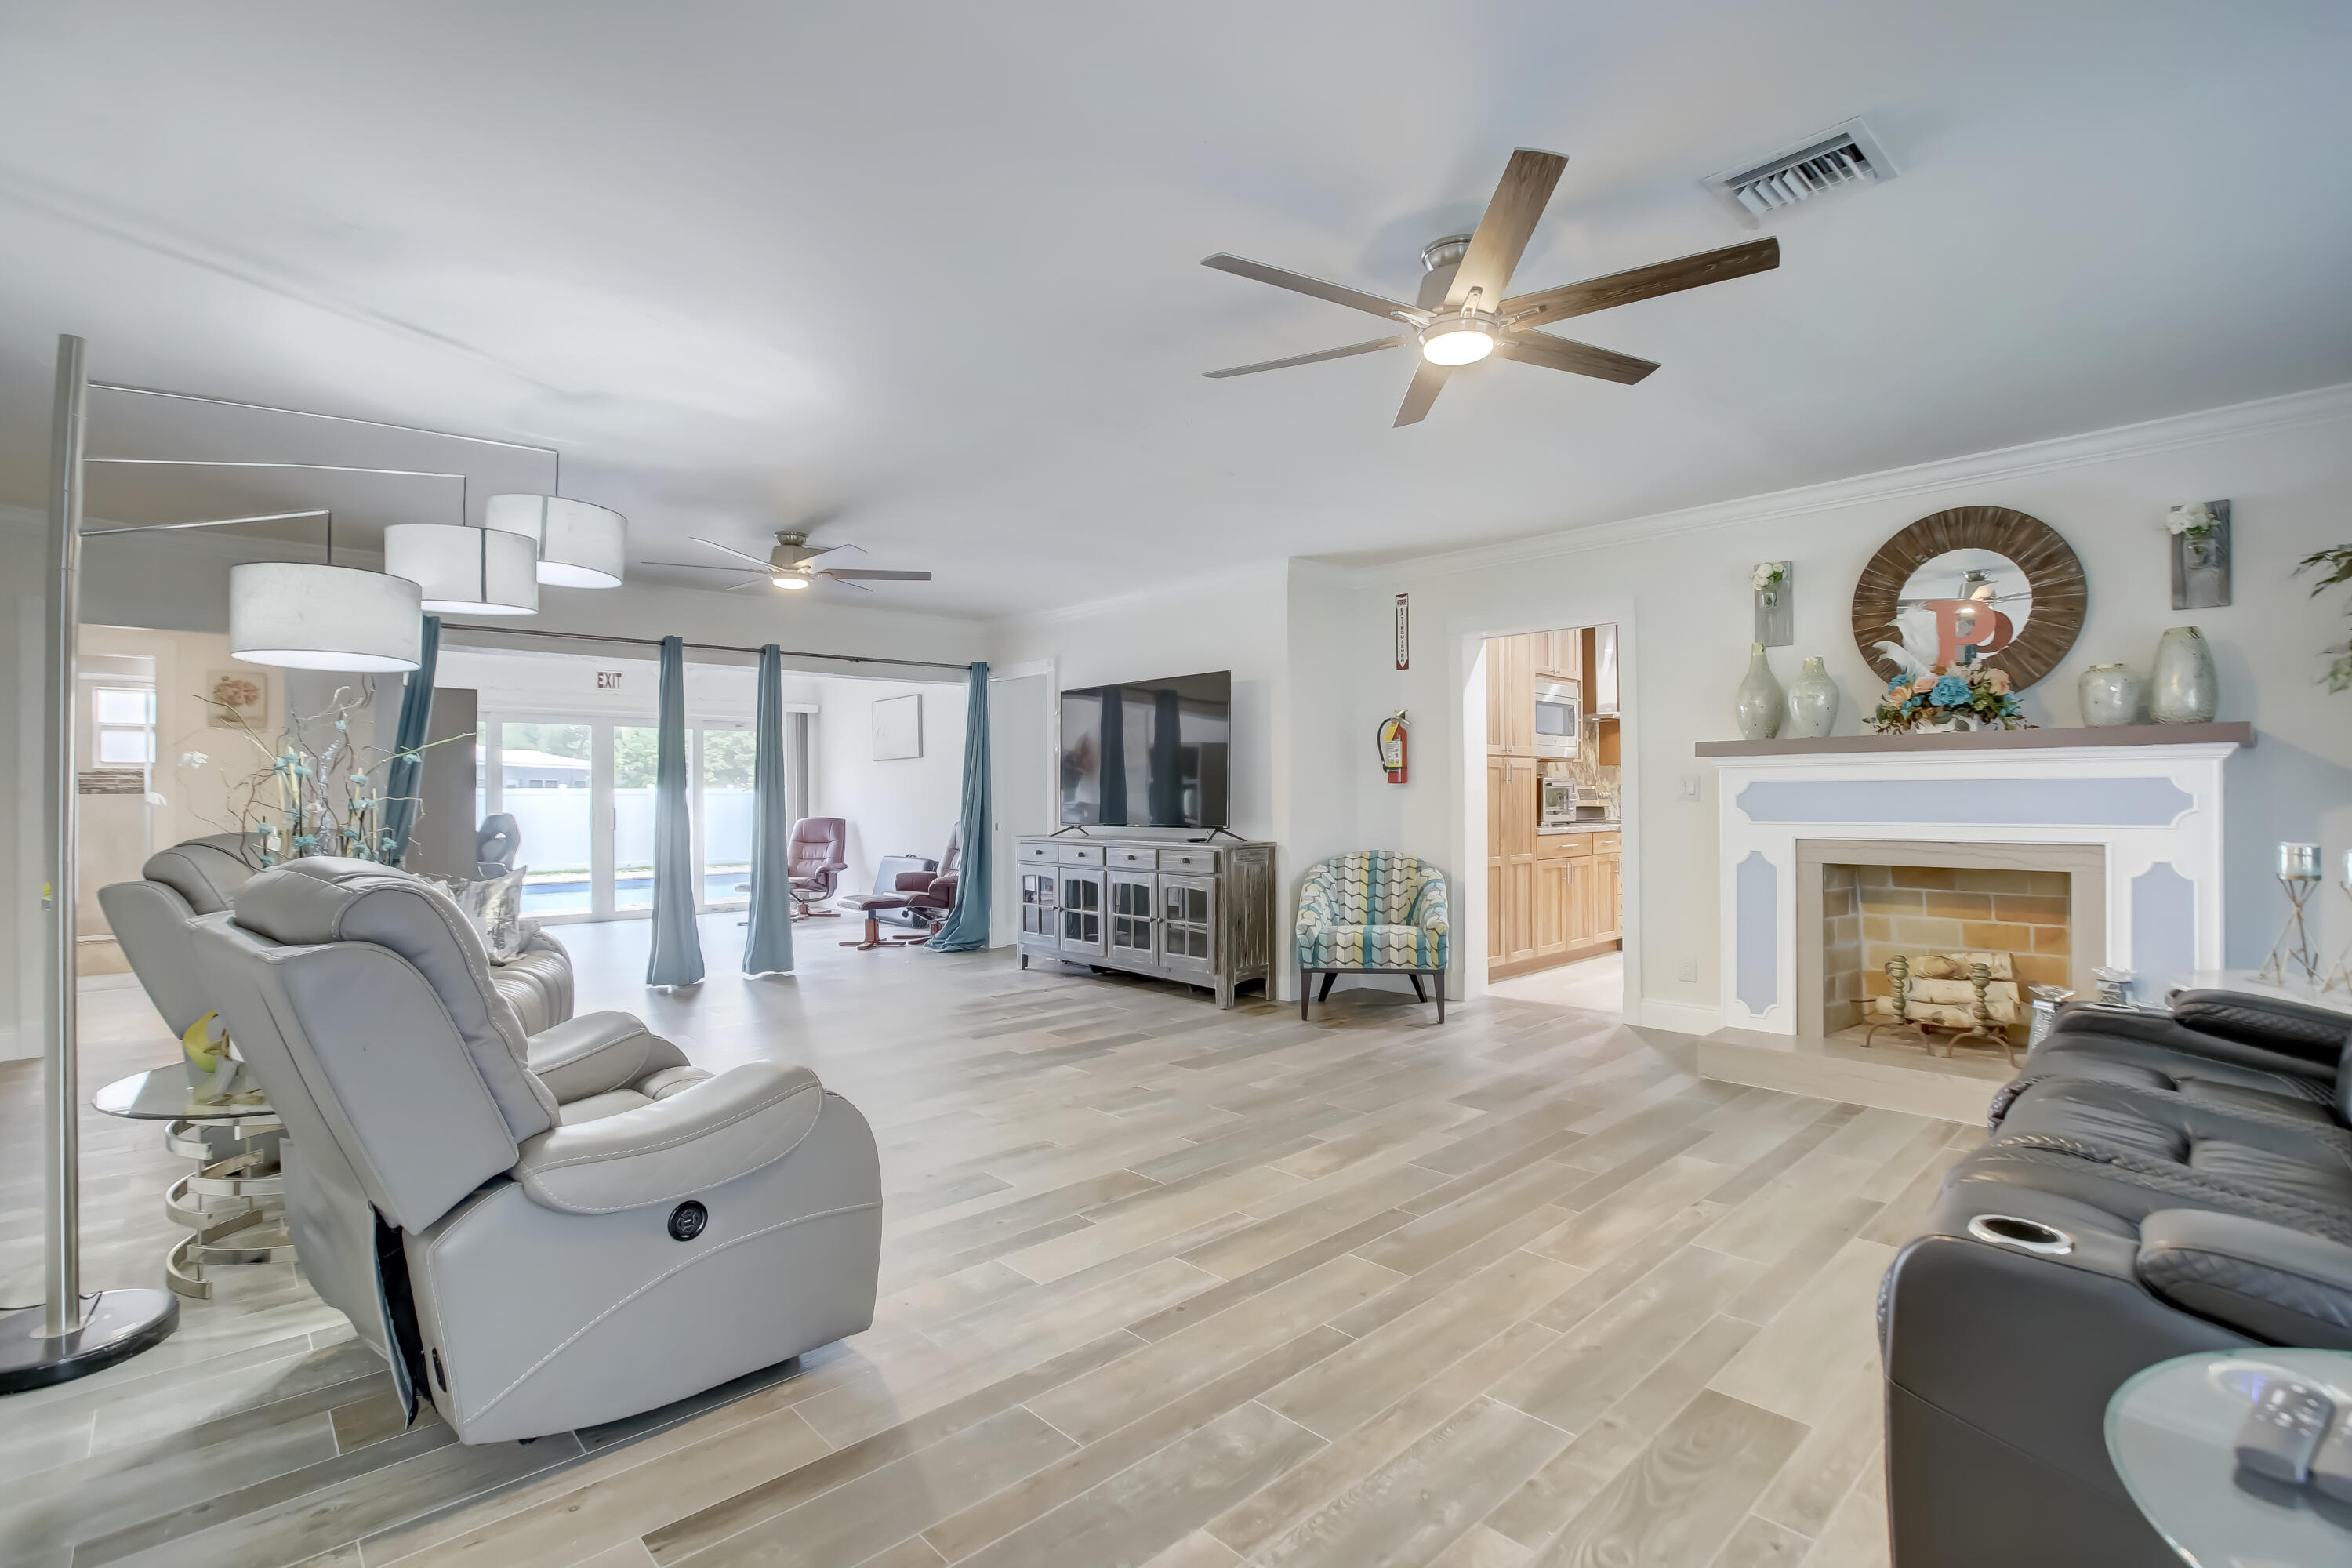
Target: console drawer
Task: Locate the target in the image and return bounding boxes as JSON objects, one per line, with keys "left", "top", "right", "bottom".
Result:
{"left": 1059, "top": 844, "right": 1105, "bottom": 865}
{"left": 1108, "top": 846, "right": 1156, "bottom": 868}
{"left": 1158, "top": 848, "right": 1216, "bottom": 873}
{"left": 1018, "top": 842, "right": 1057, "bottom": 863}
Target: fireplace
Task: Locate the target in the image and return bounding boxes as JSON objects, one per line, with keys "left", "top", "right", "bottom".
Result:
{"left": 1798, "top": 840, "right": 2104, "bottom": 1042}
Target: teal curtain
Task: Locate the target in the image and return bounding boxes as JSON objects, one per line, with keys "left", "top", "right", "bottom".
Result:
{"left": 927, "top": 662, "right": 992, "bottom": 952}
{"left": 742, "top": 644, "right": 796, "bottom": 975}
{"left": 381, "top": 613, "right": 439, "bottom": 865}
{"left": 644, "top": 635, "right": 706, "bottom": 986}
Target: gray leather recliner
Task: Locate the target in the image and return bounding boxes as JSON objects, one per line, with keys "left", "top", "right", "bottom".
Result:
{"left": 101, "top": 833, "right": 577, "bottom": 1036}
{"left": 191, "top": 858, "right": 883, "bottom": 1443}
{"left": 1881, "top": 989, "right": 2352, "bottom": 1566}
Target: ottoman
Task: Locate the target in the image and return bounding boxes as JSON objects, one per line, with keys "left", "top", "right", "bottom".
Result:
{"left": 837, "top": 893, "right": 927, "bottom": 951}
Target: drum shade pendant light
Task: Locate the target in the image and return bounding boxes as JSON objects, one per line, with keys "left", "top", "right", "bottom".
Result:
{"left": 384, "top": 522, "right": 540, "bottom": 614}
{"left": 485, "top": 494, "right": 626, "bottom": 588}
{"left": 230, "top": 562, "right": 423, "bottom": 671}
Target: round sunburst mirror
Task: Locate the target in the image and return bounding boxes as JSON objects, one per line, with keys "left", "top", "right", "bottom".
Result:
{"left": 1852, "top": 506, "right": 2086, "bottom": 691}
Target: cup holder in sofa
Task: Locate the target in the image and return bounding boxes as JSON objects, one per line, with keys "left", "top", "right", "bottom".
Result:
{"left": 1967, "top": 1214, "right": 2075, "bottom": 1256}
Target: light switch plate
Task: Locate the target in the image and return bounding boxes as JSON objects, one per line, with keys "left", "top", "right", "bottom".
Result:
{"left": 1679, "top": 957, "right": 1700, "bottom": 982}
{"left": 1677, "top": 775, "right": 1703, "bottom": 800}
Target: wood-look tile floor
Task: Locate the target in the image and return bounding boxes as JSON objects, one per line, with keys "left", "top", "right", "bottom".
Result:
{"left": 1, "top": 913, "right": 1979, "bottom": 1568}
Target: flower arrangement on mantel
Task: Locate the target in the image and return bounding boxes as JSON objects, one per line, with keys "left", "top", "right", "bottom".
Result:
{"left": 1868, "top": 662, "right": 2031, "bottom": 735}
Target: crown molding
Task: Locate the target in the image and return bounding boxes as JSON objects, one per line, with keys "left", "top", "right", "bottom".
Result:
{"left": 1345, "top": 378, "right": 2352, "bottom": 583}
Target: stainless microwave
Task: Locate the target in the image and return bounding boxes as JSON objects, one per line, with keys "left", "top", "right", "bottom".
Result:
{"left": 1534, "top": 680, "right": 1580, "bottom": 757}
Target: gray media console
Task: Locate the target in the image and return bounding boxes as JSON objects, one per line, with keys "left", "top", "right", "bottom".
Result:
{"left": 1014, "top": 835, "right": 1275, "bottom": 1007}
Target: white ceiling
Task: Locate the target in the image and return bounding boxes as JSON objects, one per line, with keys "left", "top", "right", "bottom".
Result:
{"left": 2, "top": 2, "right": 2348, "bottom": 617}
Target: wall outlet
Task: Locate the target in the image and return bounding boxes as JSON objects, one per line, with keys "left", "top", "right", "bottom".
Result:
{"left": 1678, "top": 956, "right": 1700, "bottom": 983}
{"left": 1676, "top": 775, "right": 1703, "bottom": 801}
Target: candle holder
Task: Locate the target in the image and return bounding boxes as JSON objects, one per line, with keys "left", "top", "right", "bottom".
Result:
{"left": 2326, "top": 851, "right": 2352, "bottom": 995}
{"left": 2259, "top": 842, "right": 2325, "bottom": 985}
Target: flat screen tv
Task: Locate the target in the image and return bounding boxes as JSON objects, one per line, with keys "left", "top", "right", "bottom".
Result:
{"left": 1058, "top": 670, "right": 1230, "bottom": 829}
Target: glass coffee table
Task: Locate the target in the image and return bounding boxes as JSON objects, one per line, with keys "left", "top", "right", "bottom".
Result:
{"left": 93, "top": 1069, "right": 292, "bottom": 1301}
{"left": 2106, "top": 1348, "right": 2352, "bottom": 1565}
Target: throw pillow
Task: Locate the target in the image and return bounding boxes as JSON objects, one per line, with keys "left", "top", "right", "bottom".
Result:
{"left": 457, "top": 865, "right": 532, "bottom": 962}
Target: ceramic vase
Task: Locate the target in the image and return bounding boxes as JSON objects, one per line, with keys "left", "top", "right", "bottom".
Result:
{"left": 1784, "top": 656, "right": 1841, "bottom": 738}
{"left": 2149, "top": 626, "right": 2218, "bottom": 724}
{"left": 2077, "top": 662, "right": 2143, "bottom": 727}
{"left": 1734, "top": 643, "right": 1787, "bottom": 740}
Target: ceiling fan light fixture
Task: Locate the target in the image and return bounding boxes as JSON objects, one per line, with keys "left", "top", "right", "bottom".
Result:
{"left": 772, "top": 574, "right": 810, "bottom": 590}
{"left": 1418, "top": 312, "right": 1497, "bottom": 366}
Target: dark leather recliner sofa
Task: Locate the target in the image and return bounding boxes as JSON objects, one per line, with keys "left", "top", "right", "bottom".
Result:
{"left": 1882, "top": 987, "right": 2352, "bottom": 1566}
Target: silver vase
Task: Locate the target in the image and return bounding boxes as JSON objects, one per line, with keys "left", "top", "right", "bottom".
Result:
{"left": 1784, "top": 656, "right": 1840, "bottom": 738}
{"left": 2077, "top": 662, "right": 2143, "bottom": 726}
{"left": 1734, "top": 643, "right": 1787, "bottom": 741}
{"left": 2149, "top": 626, "right": 2217, "bottom": 724}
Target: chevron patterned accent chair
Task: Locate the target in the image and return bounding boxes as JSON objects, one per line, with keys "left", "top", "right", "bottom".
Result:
{"left": 1294, "top": 851, "right": 1449, "bottom": 1022}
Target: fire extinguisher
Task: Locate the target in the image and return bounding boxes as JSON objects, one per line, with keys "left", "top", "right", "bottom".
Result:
{"left": 1376, "top": 711, "right": 1408, "bottom": 784}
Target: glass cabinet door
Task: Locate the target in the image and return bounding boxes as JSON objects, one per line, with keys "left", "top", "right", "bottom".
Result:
{"left": 1059, "top": 871, "right": 1105, "bottom": 956}
{"left": 1108, "top": 873, "right": 1156, "bottom": 963}
{"left": 1020, "top": 871, "right": 1058, "bottom": 941}
{"left": 1159, "top": 876, "right": 1214, "bottom": 978}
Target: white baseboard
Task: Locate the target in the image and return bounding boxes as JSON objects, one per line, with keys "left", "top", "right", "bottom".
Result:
{"left": 1637, "top": 998, "right": 1721, "bottom": 1036}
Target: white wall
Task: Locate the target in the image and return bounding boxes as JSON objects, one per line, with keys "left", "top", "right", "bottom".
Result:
{"left": 1325, "top": 385, "right": 2352, "bottom": 1032}
{"left": 812, "top": 676, "right": 967, "bottom": 901}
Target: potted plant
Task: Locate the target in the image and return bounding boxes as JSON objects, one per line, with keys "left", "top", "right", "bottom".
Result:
{"left": 2298, "top": 544, "right": 2352, "bottom": 693}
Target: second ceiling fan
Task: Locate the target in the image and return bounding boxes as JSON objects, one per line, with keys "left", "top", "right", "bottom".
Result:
{"left": 643, "top": 530, "right": 933, "bottom": 593}
{"left": 1203, "top": 148, "right": 1780, "bottom": 426}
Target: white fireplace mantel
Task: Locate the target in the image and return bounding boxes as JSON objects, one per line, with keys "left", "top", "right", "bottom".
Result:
{"left": 1700, "top": 725, "right": 2252, "bottom": 1034}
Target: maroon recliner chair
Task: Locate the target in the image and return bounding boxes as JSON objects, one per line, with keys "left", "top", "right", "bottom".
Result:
{"left": 789, "top": 817, "right": 850, "bottom": 920}
{"left": 896, "top": 823, "right": 962, "bottom": 931}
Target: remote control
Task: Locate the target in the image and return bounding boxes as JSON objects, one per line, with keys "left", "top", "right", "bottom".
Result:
{"left": 2310, "top": 1404, "right": 2352, "bottom": 1504}
{"left": 2234, "top": 1380, "right": 2335, "bottom": 1484}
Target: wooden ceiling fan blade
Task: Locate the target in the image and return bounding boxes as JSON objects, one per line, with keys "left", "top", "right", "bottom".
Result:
{"left": 823, "top": 569, "right": 931, "bottom": 580}
{"left": 795, "top": 540, "right": 865, "bottom": 568}
{"left": 1394, "top": 358, "right": 1451, "bottom": 426}
{"left": 1203, "top": 336, "right": 1407, "bottom": 379}
{"left": 643, "top": 559, "right": 768, "bottom": 572}
{"left": 688, "top": 535, "right": 782, "bottom": 569}
{"left": 1446, "top": 148, "right": 1569, "bottom": 310}
{"left": 725, "top": 578, "right": 772, "bottom": 591}
{"left": 1493, "top": 332, "right": 1659, "bottom": 385}
{"left": 1201, "top": 255, "right": 1424, "bottom": 323}
{"left": 822, "top": 574, "right": 875, "bottom": 593}
{"left": 1499, "top": 237, "right": 1780, "bottom": 330}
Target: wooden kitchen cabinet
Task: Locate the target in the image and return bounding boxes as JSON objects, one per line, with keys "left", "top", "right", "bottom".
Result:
{"left": 1486, "top": 755, "right": 1541, "bottom": 968}
{"left": 1534, "top": 630, "right": 1581, "bottom": 683}
{"left": 1485, "top": 634, "right": 1537, "bottom": 754}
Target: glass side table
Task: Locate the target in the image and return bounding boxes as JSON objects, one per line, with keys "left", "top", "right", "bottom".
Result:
{"left": 2106, "top": 1349, "right": 2352, "bottom": 1565}
{"left": 93, "top": 1068, "right": 292, "bottom": 1301}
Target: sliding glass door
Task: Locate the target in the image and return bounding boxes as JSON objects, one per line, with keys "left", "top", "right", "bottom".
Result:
{"left": 481, "top": 713, "right": 776, "bottom": 923}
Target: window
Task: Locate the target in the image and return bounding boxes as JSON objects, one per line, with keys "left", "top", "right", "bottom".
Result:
{"left": 499, "top": 722, "right": 591, "bottom": 914}
{"left": 699, "top": 728, "right": 756, "bottom": 906}
{"left": 614, "top": 724, "right": 659, "bottom": 910}
{"left": 93, "top": 687, "right": 155, "bottom": 766}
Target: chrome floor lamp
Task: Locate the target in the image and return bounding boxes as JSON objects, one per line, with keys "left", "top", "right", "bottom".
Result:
{"left": 0, "top": 336, "right": 181, "bottom": 1392}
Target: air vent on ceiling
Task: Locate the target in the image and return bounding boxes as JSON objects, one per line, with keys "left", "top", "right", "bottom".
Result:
{"left": 1704, "top": 118, "right": 1893, "bottom": 224}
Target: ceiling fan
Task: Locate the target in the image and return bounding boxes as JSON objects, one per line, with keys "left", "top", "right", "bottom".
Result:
{"left": 1201, "top": 148, "right": 1780, "bottom": 426}
{"left": 641, "top": 530, "right": 933, "bottom": 593}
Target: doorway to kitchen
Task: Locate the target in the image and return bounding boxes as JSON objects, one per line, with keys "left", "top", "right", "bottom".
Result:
{"left": 1482, "top": 622, "right": 1625, "bottom": 1015}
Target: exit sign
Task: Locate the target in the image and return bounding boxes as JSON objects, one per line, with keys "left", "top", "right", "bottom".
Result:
{"left": 596, "top": 670, "right": 624, "bottom": 689}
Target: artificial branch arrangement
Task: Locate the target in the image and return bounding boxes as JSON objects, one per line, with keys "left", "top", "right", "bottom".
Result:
{"left": 1868, "top": 661, "right": 2031, "bottom": 734}
{"left": 2297, "top": 544, "right": 2352, "bottom": 694}
{"left": 193, "top": 681, "right": 424, "bottom": 864}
